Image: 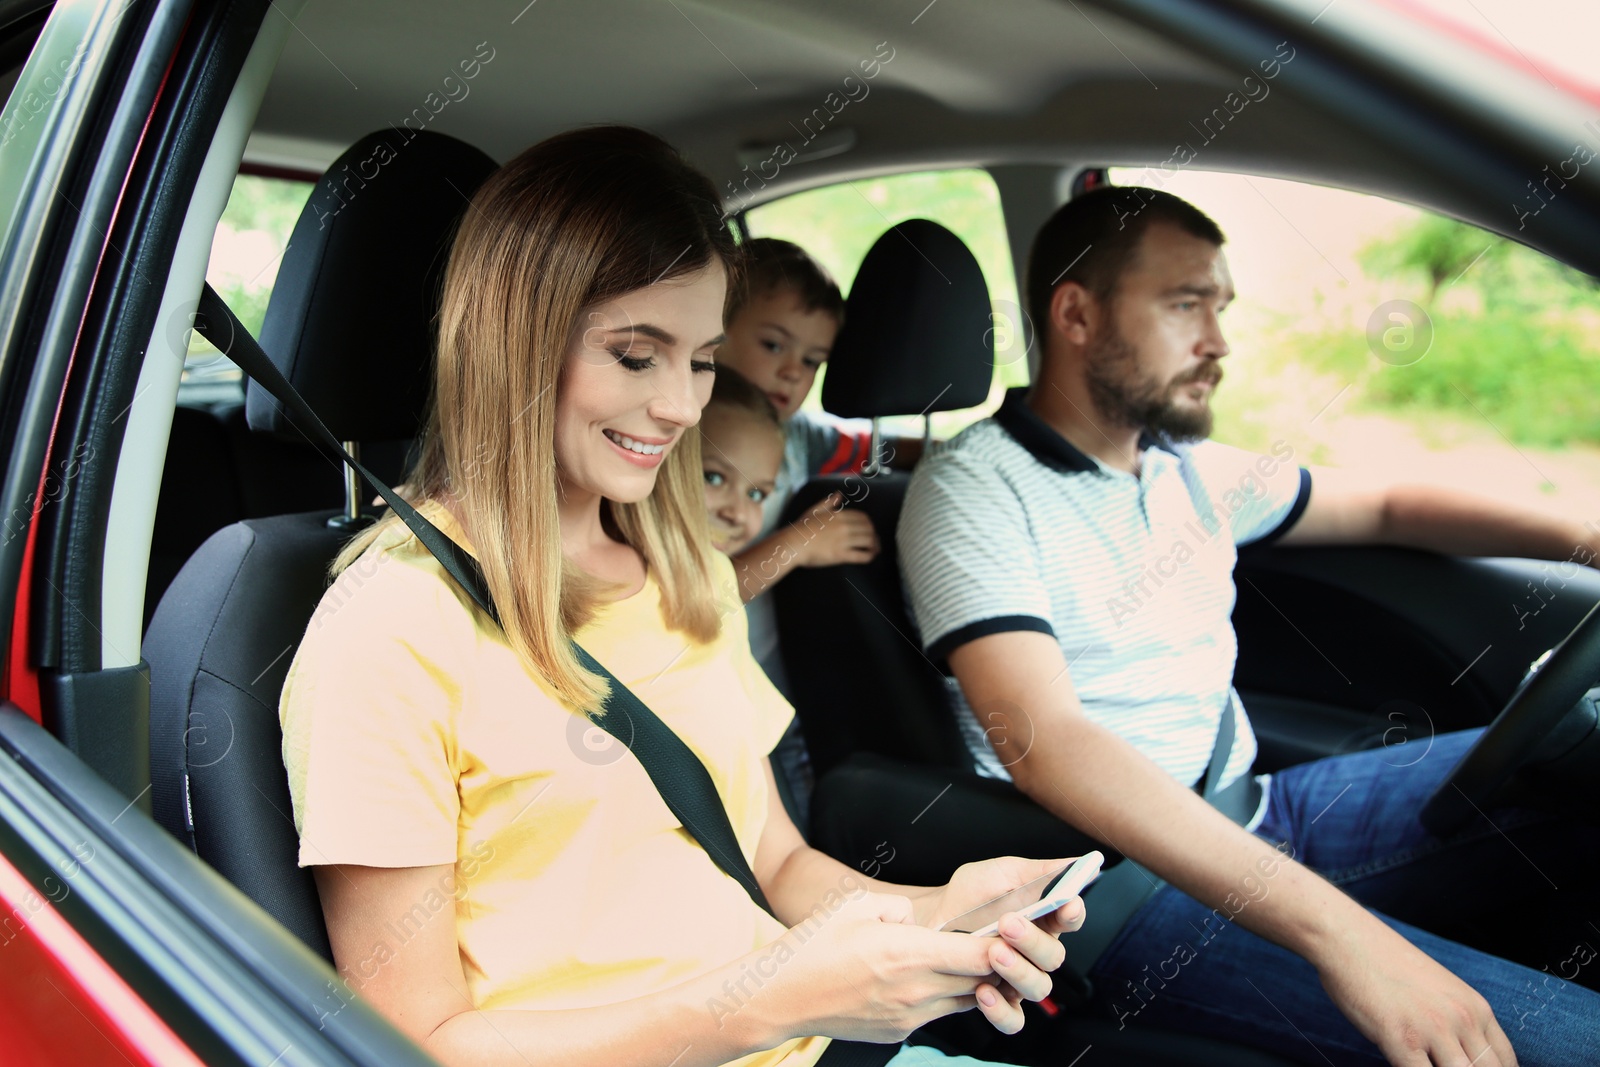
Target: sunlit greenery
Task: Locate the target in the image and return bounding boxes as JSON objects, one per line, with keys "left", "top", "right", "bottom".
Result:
{"left": 212, "top": 175, "right": 313, "bottom": 331}
{"left": 191, "top": 174, "right": 314, "bottom": 364}
{"left": 1293, "top": 216, "right": 1600, "bottom": 446}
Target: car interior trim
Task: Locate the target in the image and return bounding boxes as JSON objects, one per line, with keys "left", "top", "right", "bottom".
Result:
{"left": 1109, "top": 0, "right": 1600, "bottom": 275}
{"left": 100, "top": 0, "right": 300, "bottom": 670}
{"left": 6, "top": 0, "right": 200, "bottom": 683}
{"left": 29, "top": 0, "right": 202, "bottom": 675}
{"left": 0, "top": 0, "right": 168, "bottom": 711}
{"left": 0, "top": 702, "right": 440, "bottom": 1066}
{"left": 0, "top": 844, "right": 206, "bottom": 1065}
{"left": 23, "top": 0, "right": 278, "bottom": 804}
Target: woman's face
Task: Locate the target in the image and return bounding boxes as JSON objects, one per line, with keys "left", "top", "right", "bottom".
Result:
{"left": 554, "top": 262, "right": 726, "bottom": 508}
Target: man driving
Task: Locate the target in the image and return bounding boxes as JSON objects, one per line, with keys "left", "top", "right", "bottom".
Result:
{"left": 898, "top": 186, "right": 1600, "bottom": 1067}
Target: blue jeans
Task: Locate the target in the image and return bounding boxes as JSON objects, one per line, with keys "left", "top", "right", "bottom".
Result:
{"left": 1088, "top": 729, "right": 1600, "bottom": 1066}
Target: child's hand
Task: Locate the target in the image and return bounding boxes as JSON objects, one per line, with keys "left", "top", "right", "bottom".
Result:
{"left": 371, "top": 482, "right": 417, "bottom": 508}
{"left": 793, "top": 493, "right": 879, "bottom": 567}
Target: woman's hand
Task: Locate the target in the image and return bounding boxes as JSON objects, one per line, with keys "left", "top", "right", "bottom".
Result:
{"left": 913, "top": 856, "right": 1087, "bottom": 937}
{"left": 909, "top": 857, "right": 1087, "bottom": 1032}
{"left": 756, "top": 887, "right": 1037, "bottom": 1044}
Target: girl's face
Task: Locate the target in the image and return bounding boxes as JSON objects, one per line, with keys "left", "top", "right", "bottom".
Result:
{"left": 554, "top": 263, "right": 726, "bottom": 509}
{"left": 700, "top": 407, "right": 783, "bottom": 554}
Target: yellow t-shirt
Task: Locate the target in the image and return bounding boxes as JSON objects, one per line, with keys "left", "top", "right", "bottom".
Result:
{"left": 279, "top": 499, "right": 827, "bottom": 1067}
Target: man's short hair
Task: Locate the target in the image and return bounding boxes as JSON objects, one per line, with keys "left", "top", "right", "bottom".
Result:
{"left": 1026, "top": 186, "right": 1225, "bottom": 330}
{"left": 706, "top": 365, "right": 782, "bottom": 432}
{"left": 730, "top": 237, "right": 845, "bottom": 323}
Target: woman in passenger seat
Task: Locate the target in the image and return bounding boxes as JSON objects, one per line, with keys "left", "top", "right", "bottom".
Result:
{"left": 278, "top": 125, "right": 1085, "bottom": 1067}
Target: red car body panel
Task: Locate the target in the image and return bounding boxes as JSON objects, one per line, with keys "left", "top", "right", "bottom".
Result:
{"left": 0, "top": 851, "right": 203, "bottom": 1066}
{"left": 4, "top": 517, "right": 42, "bottom": 723}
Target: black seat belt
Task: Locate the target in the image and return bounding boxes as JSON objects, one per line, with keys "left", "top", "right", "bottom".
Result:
{"left": 1060, "top": 692, "right": 1261, "bottom": 978}
{"left": 192, "top": 285, "right": 895, "bottom": 1067}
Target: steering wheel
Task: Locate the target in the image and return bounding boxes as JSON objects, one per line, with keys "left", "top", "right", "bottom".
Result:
{"left": 1422, "top": 598, "right": 1600, "bottom": 835}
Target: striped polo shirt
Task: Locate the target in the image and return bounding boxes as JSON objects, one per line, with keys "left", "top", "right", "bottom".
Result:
{"left": 898, "top": 387, "right": 1310, "bottom": 802}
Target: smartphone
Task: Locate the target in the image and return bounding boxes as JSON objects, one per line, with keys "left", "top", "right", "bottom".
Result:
{"left": 936, "top": 851, "right": 1104, "bottom": 937}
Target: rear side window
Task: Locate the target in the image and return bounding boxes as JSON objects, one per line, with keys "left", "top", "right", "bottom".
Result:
{"left": 745, "top": 168, "right": 1023, "bottom": 439}
{"left": 185, "top": 173, "right": 313, "bottom": 404}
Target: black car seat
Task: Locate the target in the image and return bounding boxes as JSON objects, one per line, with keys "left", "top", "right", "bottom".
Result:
{"left": 146, "top": 403, "right": 248, "bottom": 631}
{"left": 774, "top": 220, "right": 1099, "bottom": 884}
{"left": 143, "top": 128, "right": 497, "bottom": 959}
{"left": 144, "top": 398, "right": 416, "bottom": 631}
{"left": 780, "top": 220, "right": 985, "bottom": 779}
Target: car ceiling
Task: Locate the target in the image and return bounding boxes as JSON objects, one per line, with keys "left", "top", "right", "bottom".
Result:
{"left": 248, "top": 0, "right": 1584, "bottom": 252}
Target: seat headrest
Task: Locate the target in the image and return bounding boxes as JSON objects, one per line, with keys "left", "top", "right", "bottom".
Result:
{"left": 247, "top": 129, "right": 499, "bottom": 443}
{"left": 822, "top": 219, "right": 993, "bottom": 419}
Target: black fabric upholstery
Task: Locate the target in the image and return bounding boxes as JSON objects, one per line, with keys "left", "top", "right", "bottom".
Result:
{"left": 821, "top": 219, "right": 994, "bottom": 418}
{"left": 222, "top": 401, "right": 417, "bottom": 516}
{"left": 249, "top": 129, "right": 498, "bottom": 443}
{"left": 774, "top": 224, "right": 991, "bottom": 786}
{"left": 810, "top": 752, "right": 1112, "bottom": 887}
{"left": 144, "top": 401, "right": 417, "bottom": 629}
{"left": 146, "top": 405, "right": 247, "bottom": 632}
{"left": 217, "top": 401, "right": 341, "bottom": 516}
{"left": 772, "top": 473, "right": 971, "bottom": 778}
{"left": 145, "top": 513, "right": 352, "bottom": 961}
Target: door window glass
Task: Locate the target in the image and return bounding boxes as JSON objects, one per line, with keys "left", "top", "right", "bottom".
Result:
{"left": 1108, "top": 166, "right": 1600, "bottom": 518}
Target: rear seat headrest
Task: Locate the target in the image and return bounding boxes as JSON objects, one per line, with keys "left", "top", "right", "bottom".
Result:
{"left": 247, "top": 129, "right": 499, "bottom": 444}
{"left": 822, "top": 218, "right": 994, "bottom": 419}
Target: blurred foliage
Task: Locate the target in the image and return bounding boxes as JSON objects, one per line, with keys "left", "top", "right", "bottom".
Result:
{"left": 744, "top": 169, "right": 1026, "bottom": 435}
{"left": 224, "top": 172, "right": 315, "bottom": 238}
{"left": 1357, "top": 214, "right": 1506, "bottom": 304}
{"left": 208, "top": 280, "right": 272, "bottom": 339}
{"left": 1298, "top": 215, "right": 1600, "bottom": 446}
{"left": 192, "top": 174, "right": 313, "bottom": 362}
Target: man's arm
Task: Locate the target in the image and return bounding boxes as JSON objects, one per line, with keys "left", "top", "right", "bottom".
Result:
{"left": 947, "top": 629, "right": 1517, "bottom": 1067}
{"left": 1281, "top": 467, "right": 1599, "bottom": 563}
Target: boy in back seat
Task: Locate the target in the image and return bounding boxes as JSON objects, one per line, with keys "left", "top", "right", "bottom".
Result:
{"left": 713, "top": 238, "right": 882, "bottom": 696}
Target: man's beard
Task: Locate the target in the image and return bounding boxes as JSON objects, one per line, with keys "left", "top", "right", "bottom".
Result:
{"left": 1083, "top": 326, "right": 1221, "bottom": 443}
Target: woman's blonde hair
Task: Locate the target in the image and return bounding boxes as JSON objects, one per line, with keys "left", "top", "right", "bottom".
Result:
{"left": 332, "top": 126, "right": 740, "bottom": 715}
